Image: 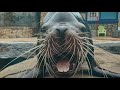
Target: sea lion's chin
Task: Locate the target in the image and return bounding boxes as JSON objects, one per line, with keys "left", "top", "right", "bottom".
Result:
{"left": 49, "top": 53, "right": 79, "bottom": 77}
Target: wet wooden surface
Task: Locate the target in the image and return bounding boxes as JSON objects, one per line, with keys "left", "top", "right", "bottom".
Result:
{"left": 0, "top": 37, "right": 120, "bottom": 43}
{"left": 0, "top": 48, "right": 120, "bottom": 78}
{"left": 0, "top": 37, "right": 120, "bottom": 78}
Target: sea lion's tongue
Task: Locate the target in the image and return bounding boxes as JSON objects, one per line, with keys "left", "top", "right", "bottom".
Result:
{"left": 56, "top": 59, "right": 70, "bottom": 72}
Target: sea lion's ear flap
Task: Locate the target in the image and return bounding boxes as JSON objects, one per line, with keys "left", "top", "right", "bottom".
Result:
{"left": 80, "top": 27, "right": 88, "bottom": 33}
{"left": 41, "top": 22, "right": 50, "bottom": 33}
{"left": 41, "top": 26, "right": 47, "bottom": 33}
{"left": 78, "top": 22, "right": 86, "bottom": 29}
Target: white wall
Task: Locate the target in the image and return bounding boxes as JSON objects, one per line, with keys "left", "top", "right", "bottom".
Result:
{"left": 87, "top": 12, "right": 99, "bottom": 21}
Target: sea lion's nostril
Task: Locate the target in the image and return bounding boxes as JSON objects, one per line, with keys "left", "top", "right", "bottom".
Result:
{"left": 56, "top": 28, "right": 68, "bottom": 37}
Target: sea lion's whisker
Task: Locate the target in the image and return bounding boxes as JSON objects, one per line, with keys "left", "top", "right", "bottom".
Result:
{"left": 52, "top": 40, "right": 61, "bottom": 48}
{"left": 20, "top": 47, "right": 47, "bottom": 78}
{"left": 81, "top": 45, "right": 109, "bottom": 78}
{"left": 72, "top": 48, "right": 82, "bottom": 77}
{"left": 84, "top": 48, "right": 115, "bottom": 78}
{"left": 61, "top": 37, "right": 72, "bottom": 47}
{"left": 51, "top": 44, "right": 60, "bottom": 54}
{"left": 60, "top": 43, "right": 74, "bottom": 59}
{"left": 81, "top": 46, "right": 92, "bottom": 78}
{"left": 47, "top": 59, "right": 58, "bottom": 77}
{"left": 72, "top": 40, "right": 88, "bottom": 77}
{"left": 63, "top": 35, "right": 75, "bottom": 50}
{"left": 75, "top": 46, "right": 94, "bottom": 78}
{"left": 38, "top": 56, "right": 46, "bottom": 77}
{"left": 49, "top": 48, "right": 57, "bottom": 64}
{"left": 82, "top": 53, "right": 91, "bottom": 78}
{"left": 80, "top": 37, "right": 93, "bottom": 41}
{"left": 51, "top": 38, "right": 62, "bottom": 48}
{"left": 36, "top": 45, "right": 50, "bottom": 78}
{"left": 77, "top": 32, "right": 91, "bottom": 37}
{"left": 58, "top": 43, "right": 73, "bottom": 56}
{"left": 45, "top": 63, "right": 54, "bottom": 78}
{"left": 45, "top": 48, "right": 55, "bottom": 75}
{"left": 36, "top": 48, "right": 47, "bottom": 65}
{"left": 85, "top": 50, "right": 108, "bottom": 78}
{"left": 35, "top": 67, "right": 39, "bottom": 78}
{"left": 36, "top": 57, "right": 45, "bottom": 77}
{"left": 72, "top": 39, "right": 84, "bottom": 77}
{"left": 25, "top": 45, "right": 44, "bottom": 61}
{"left": 43, "top": 51, "right": 48, "bottom": 78}
{"left": 0, "top": 44, "right": 43, "bottom": 72}
{"left": 81, "top": 65, "right": 83, "bottom": 78}
{"left": 73, "top": 36, "right": 94, "bottom": 77}
{"left": 68, "top": 37, "right": 76, "bottom": 63}
{"left": 46, "top": 62, "right": 57, "bottom": 77}
{"left": 63, "top": 41, "right": 73, "bottom": 51}
{"left": 19, "top": 46, "right": 46, "bottom": 78}
{"left": 69, "top": 36, "right": 93, "bottom": 76}
{"left": 47, "top": 39, "right": 60, "bottom": 54}
{"left": 36, "top": 46, "right": 47, "bottom": 59}
{"left": 44, "top": 42, "right": 57, "bottom": 77}
{"left": 32, "top": 67, "right": 37, "bottom": 78}
{"left": 47, "top": 40, "right": 57, "bottom": 64}
{"left": 74, "top": 34, "right": 92, "bottom": 43}
{"left": 83, "top": 42, "right": 120, "bottom": 62}
{"left": 32, "top": 45, "right": 48, "bottom": 76}
{"left": 85, "top": 54, "right": 93, "bottom": 78}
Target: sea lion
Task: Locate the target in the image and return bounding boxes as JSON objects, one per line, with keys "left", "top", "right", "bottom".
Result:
{"left": 3, "top": 12, "right": 120, "bottom": 78}
{"left": 36, "top": 12, "right": 120, "bottom": 78}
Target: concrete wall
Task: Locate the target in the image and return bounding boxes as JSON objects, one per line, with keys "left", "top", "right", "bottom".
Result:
{"left": 0, "top": 12, "right": 37, "bottom": 27}
{"left": 0, "top": 27, "right": 34, "bottom": 38}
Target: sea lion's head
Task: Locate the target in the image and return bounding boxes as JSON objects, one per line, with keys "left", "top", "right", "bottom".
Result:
{"left": 40, "top": 12, "right": 93, "bottom": 77}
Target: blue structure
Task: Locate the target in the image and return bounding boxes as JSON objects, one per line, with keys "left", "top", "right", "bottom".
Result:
{"left": 82, "top": 12, "right": 119, "bottom": 36}
{"left": 86, "top": 12, "right": 118, "bottom": 24}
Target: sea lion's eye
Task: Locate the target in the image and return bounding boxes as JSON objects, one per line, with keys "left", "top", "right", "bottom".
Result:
{"left": 41, "top": 26, "right": 47, "bottom": 33}
{"left": 80, "top": 27, "right": 86, "bottom": 32}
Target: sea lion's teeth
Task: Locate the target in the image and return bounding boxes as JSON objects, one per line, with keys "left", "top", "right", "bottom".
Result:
{"left": 63, "top": 66, "right": 69, "bottom": 72}
{"left": 58, "top": 67, "right": 63, "bottom": 72}
{"left": 57, "top": 60, "right": 70, "bottom": 72}
{"left": 57, "top": 67, "right": 69, "bottom": 72}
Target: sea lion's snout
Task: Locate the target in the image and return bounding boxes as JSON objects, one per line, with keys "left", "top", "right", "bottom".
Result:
{"left": 55, "top": 26, "right": 68, "bottom": 38}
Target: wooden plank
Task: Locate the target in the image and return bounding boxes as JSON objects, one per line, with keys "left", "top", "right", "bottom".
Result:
{"left": 0, "top": 48, "right": 120, "bottom": 78}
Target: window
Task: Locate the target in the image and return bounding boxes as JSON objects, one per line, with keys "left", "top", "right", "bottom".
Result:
{"left": 90, "top": 12, "right": 97, "bottom": 17}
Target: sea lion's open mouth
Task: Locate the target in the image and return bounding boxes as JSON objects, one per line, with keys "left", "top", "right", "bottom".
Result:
{"left": 50, "top": 53, "right": 78, "bottom": 77}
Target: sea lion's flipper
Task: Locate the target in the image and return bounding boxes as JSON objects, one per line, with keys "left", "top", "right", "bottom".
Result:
{"left": 92, "top": 67, "right": 120, "bottom": 78}
{"left": 86, "top": 53, "right": 120, "bottom": 78}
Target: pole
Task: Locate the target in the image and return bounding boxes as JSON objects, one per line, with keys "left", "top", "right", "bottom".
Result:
{"left": 35, "top": 12, "right": 41, "bottom": 58}
{"left": 96, "top": 16, "right": 98, "bottom": 31}
{"left": 35, "top": 12, "right": 41, "bottom": 33}
{"left": 36, "top": 12, "right": 45, "bottom": 78}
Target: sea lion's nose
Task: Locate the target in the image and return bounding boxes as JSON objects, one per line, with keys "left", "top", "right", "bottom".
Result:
{"left": 56, "top": 26, "right": 68, "bottom": 37}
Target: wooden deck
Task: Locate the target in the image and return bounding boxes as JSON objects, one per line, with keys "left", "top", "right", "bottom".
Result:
{"left": 0, "top": 37, "right": 120, "bottom": 43}
{"left": 0, "top": 46, "right": 120, "bottom": 78}
{"left": 93, "top": 37, "right": 120, "bottom": 43}
{"left": 0, "top": 37, "right": 120, "bottom": 78}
